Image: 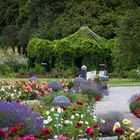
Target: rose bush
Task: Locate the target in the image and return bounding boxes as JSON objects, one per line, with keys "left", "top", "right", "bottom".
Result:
{"left": 129, "top": 94, "right": 140, "bottom": 118}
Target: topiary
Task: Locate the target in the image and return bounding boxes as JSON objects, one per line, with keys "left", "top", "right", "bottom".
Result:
{"left": 29, "top": 76, "right": 39, "bottom": 82}
{"left": 48, "top": 80, "right": 63, "bottom": 91}
{"left": 73, "top": 77, "right": 86, "bottom": 86}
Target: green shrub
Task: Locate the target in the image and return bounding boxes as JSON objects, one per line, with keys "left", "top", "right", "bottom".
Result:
{"left": 0, "top": 65, "right": 12, "bottom": 75}
{"left": 33, "top": 63, "right": 42, "bottom": 74}
{"left": 130, "top": 100, "right": 140, "bottom": 113}
{"left": 128, "top": 69, "right": 140, "bottom": 81}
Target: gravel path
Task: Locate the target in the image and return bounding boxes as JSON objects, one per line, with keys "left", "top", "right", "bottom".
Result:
{"left": 94, "top": 86, "right": 140, "bottom": 129}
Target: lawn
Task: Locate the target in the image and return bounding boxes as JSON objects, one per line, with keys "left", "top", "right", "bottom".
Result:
{"left": 0, "top": 77, "right": 140, "bottom": 87}
{"left": 109, "top": 78, "right": 140, "bottom": 87}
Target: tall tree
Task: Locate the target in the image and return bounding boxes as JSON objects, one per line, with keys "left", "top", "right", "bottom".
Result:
{"left": 114, "top": 8, "right": 140, "bottom": 71}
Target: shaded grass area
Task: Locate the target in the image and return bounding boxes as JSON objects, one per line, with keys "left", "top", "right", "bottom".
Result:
{"left": 0, "top": 78, "right": 140, "bottom": 87}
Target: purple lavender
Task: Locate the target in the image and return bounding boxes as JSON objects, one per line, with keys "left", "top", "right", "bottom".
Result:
{"left": 0, "top": 101, "right": 43, "bottom": 134}
{"left": 97, "top": 111, "right": 125, "bottom": 136}
{"left": 70, "top": 78, "right": 109, "bottom": 97}
{"left": 102, "top": 88, "right": 109, "bottom": 96}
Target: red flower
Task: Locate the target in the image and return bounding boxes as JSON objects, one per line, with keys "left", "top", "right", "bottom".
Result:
{"left": 9, "top": 127, "right": 18, "bottom": 135}
{"left": 41, "top": 128, "right": 51, "bottom": 134}
{"left": 85, "top": 128, "right": 91, "bottom": 134}
{"left": 94, "top": 96, "right": 100, "bottom": 101}
{"left": 136, "top": 96, "right": 140, "bottom": 101}
{"left": 75, "top": 122, "right": 82, "bottom": 127}
{"left": 30, "top": 108, "right": 34, "bottom": 111}
{"left": 133, "top": 108, "right": 140, "bottom": 118}
{"left": 15, "top": 100, "right": 20, "bottom": 103}
{"left": 89, "top": 129, "right": 95, "bottom": 135}
{"left": 0, "top": 129, "right": 6, "bottom": 138}
{"left": 22, "top": 134, "right": 38, "bottom": 140}
{"left": 16, "top": 123, "right": 25, "bottom": 127}
{"left": 76, "top": 100, "right": 83, "bottom": 106}
{"left": 93, "top": 124, "right": 99, "bottom": 128}
{"left": 60, "top": 106, "right": 67, "bottom": 111}
{"left": 115, "top": 128, "right": 123, "bottom": 135}
{"left": 85, "top": 127, "right": 95, "bottom": 135}
{"left": 72, "top": 107, "right": 77, "bottom": 111}
{"left": 70, "top": 100, "right": 73, "bottom": 103}
{"left": 21, "top": 81, "right": 26, "bottom": 85}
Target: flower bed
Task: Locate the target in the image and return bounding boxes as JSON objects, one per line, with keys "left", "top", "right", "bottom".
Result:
{"left": 0, "top": 77, "right": 108, "bottom": 102}
{"left": 0, "top": 97, "right": 99, "bottom": 139}
{"left": 0, "top": 78, "right": 140, "bottom": 139}
{"left": 129, "top": 94, "right": 140, "bottom": 118}
{"left": 0, "top": 77, "right": 109, "bottom": 139}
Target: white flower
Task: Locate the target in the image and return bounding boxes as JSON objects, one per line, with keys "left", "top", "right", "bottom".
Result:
{"left": 64, "top": 120, "right": 72, "bottom": 125}
{"left": 75, "top": 113, "right": 79, "bottom": 117}
{"left": 57, "top": 107, "right": 62, "bottom": 113}
{"left": 1, "top": 88, "right": 5, "bottom": 92}
{"left": 46, "top": 111, "right": 50, "bottom": 115}
{"left": 79, "top": 121, "right": 83, "bottom": 124}
{"left": 43, "top": 120, "right": 49, "bottom": 124}
{"left": 53, "top": 135, "right": 58, "bottom": 139}
{"left": 18, "top": 91, "right": 21, "bottom": 95}
{"left": 85, "top": 121, "right": 89, "bottom": 125}
{"left": 71, "top": 115, "right": 75, "bottom": 119}
{"left": 50, "top": 107, "right": 55, "bottom": 112}
{"left": 48, "top": 116, "right": 52, "bottom": 120}
{"left": 101, "top": 119, "right": 105, "bottom": 124}
{"left": 14, "top": 90, "right": 17, "bottom": 92}
{"left": 64, "top": 120, "right": 70, "bottom": 124}
{"left": 93, "top": 115, "right": 97, "bottom": 120}
{"left": 8, "top": 85, "right": 12, "bottom": 90}
{"left": 54, "top": 124, "right": 63, "bottom": 127}
{"left": 11, "top": 93, "right": 15, "bottom": 97}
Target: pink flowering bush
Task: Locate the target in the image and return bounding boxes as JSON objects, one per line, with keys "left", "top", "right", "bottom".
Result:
{"left": 0, "top": 81, "right": 53, "bottom": 101}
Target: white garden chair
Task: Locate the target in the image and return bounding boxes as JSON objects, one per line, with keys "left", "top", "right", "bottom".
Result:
{"left": 98, "top": 70, "right": 109, "bottom": 81}
{"left": 87, "top": 71, "right": 97, "bottom": 80}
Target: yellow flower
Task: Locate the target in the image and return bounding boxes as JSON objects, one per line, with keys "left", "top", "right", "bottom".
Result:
{"left": 129, "top": 127, "right": 134, "bottom": 132}
{"left": 124, "top": 131, "right": 129, "bottom": 135}
{"left": 113, "top": 122, "right": 121, "bottom": 132}
{"left": 136, "top": 128, "right": 140, "bottom": 134}
{"left": 130, "top": 133, "right": 135, "bottom": 137}
{"left": 129, "top": 132, "right": 135, "bottom": 140}
{"left": 123, "top": 119, "right": 132, "bottom": 126}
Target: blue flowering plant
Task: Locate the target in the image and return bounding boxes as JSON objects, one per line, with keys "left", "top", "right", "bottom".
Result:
{"left": 0, "top": 100, "right": 43, "bottom": 135}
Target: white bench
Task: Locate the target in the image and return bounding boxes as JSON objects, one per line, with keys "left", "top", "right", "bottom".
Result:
{"left": 87, "top": 71, "right": 97, "bottom": 80}
{"left": 98, "top": 71, "right": 109, "bottom": 81}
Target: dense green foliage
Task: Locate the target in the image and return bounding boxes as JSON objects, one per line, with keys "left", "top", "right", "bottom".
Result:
{"left": 0, "top": 0, "right": 139, "bottom": 72}
{"left": 27, "top": 27, "right": 111, "bottom": 71}
{"left": 114, "top": 8, "right": 140, "bottom": 71}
